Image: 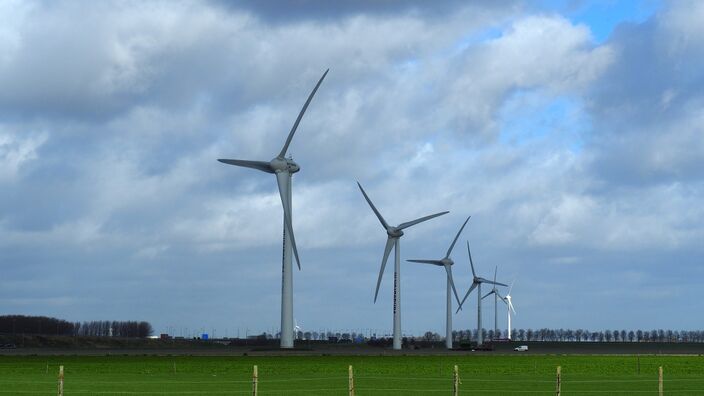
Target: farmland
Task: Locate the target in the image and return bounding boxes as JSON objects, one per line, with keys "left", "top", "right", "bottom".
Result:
{"left": 2, "top": 354, "right": 704, "bottom": 394}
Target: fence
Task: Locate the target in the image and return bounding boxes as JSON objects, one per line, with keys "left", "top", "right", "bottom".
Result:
{"left": 32, "top": 364, "right": 675, "bottom": 395}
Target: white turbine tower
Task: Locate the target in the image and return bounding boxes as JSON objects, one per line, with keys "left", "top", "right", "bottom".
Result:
{"left": 218, "top": 69, "right": 328, "bottom": 349}
{"left": 407, "top": 216, "right": 470, "bottom": 349}
{"left": 357, "top": 182, "right": 448, "bottom": 350}
{"left": 503, "top": 281, "right": 516, "bottom": 340}
{"left": 457, "top": 241, "right": 507, "bottom": 346}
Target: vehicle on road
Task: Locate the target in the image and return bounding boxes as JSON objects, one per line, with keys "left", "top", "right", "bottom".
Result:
{"left": 514, "top": 345, "right": 528, "bottom": 352}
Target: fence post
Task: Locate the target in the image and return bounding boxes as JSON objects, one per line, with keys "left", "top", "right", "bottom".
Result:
{"left": 57, "top": 365, "right": 64, "bottom": 396}
{"left": 658, "top": 366, "right": 663, "bottom": 396}
{"left": 348, "top": 365, "right": 355, "bottom": 396}
{"left": 252, "top": 365, "right": 258, "bottom": 396}
{"left": 453, "top": 365, "right": 460, "bottom": 396}
{"left": 556, "top": 366, "right": 561, "bottom": 396}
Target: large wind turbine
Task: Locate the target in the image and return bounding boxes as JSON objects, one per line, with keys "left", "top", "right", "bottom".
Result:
{"left": 407, "top": 216, "right": 470, "bottom": 349}
{"left": 481, "top": 266, "right": 506, "bottom": 340}
{"left": 218, "top": 69, "right": 328, "bottom": 349}
{"left": 357, "top": 182, "right": 448, "bottom": 350}
{"left": 503, "top": 281, "right": 517, "bottom": 340}
{"left": 457, "top": 241, "right": 507, "bottom": 346}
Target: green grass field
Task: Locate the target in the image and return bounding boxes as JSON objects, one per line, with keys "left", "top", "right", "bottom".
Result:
{"left": 1, "top": 355, "right": 704, "bottom": 395}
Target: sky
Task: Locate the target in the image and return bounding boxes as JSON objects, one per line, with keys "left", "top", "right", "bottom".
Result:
{"left": 1, "top": 0, "right": 703, "bottom": 338}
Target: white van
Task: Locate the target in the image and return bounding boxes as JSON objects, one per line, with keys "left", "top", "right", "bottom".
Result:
{"left": 514, "top": 345, "right": 529, "bottom": 352}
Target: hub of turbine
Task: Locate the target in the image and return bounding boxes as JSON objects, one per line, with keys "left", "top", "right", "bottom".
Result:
{"left": 387, "top": 227, "right": 404, "bottom": 238}
{"left": 440, "top": 258, "right": 453, "bottom": 266}
{"left": 270, "top": 157, "right": 300, "bottom": 173}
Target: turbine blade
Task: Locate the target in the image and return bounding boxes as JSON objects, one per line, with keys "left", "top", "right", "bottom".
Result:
{"left": 357, "top": 182, "right": 390, "bottom": 230}
{"left": 456, "top": 282, "right": 478, "bottom": 313}
{"left": 509, "top": 300, "right": 516, "bottom": 315}
{"left": 508, "top": 280, "right": 515, "bottom": 295}
{"left": 499, "top": 296, "right": 508, "bottom": 306}
{"left": 445, "top": 264, "right": 461, "bottom": 306}
{"left": 374, "top": 237, "right": 395, "bottom": 303}
{"left": 481, "top": 290, "right": 493, "bottom": 300}
{"left": 278, "top": 69, "right": 329, "bottom": 158}
{"left": 218, "top": 159, "right": 274, "bottom": 173}
{"left": 493, "top": 266, "right": 497, "bottom": 283}
{"left": 445, "top": 215, "right": 470, "bottom": 258}
{"left": 398, "top": 211, "right": 449, "bottom": 230}
{"left": 481, "top": 279, "right": 508, "bottom": 287}
{"left": 275, "top": 171, "right": 301, "bottom": 269}
{"left": 407, "top": 259, "right": 443, "bottom": 266}
{"left": 466, "top": 241, "right": 476, "bottom": 277}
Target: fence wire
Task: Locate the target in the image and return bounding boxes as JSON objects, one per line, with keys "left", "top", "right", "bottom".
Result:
{"left": 1, "top": 363, "right": 702, "bottom": 394}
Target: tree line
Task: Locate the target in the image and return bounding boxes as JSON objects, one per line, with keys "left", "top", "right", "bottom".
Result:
{"left": 244, "top": 328, "right": 704, "bottom": 343}
{"left": 0, "top": 315, "right": 153, "bottom": 338}
{"left": 445, "top": 328, "right": 704, "bottom": 343}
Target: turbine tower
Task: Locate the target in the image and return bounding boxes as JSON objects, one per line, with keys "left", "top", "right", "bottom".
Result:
{"left": 481, "top": 266, "right": 507, "bottom": 339}
{"left": 357, "top": 182, "right": 448, "bottom": 350}
{"left": 407, "top": 216, "right": 470, "bottom": 349}
{"left": 218, "top": 69, "right": 329, "bottom": 349}
{"left": 457, "top": 241, "right": 507, "bottom": 346}
{"left": 502, "top": 281, "right": 516, "bottom": 340}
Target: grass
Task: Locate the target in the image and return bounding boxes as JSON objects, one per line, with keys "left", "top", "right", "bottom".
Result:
{"left": 1, "top": 355, "right": 704, "bottom": 394}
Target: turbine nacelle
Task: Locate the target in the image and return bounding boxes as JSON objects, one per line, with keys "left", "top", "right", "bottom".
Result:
{"left": 386, "top": 227, "right": 404, "bottom": 238}
{"left": 270, "top": 157, "right": 300, "bottom": 173}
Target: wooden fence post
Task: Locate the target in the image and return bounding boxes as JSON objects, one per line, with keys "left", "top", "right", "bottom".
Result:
{"left": 556, "top": 366, "right": 561, "bottom": 396}
{"left": 348, "top": 365, "right": 355, "bottom": 396}
{"left": 252, "top": 365, "right": 258, "bottom": 396}
{"left": 658, "top": 366, "right": 663, "bottom": 396}
{"left": 57, "top": 365, "right": 64, "bottom": 396}
{"left": 453, "top": 365, "right": 460, "bottom": 396}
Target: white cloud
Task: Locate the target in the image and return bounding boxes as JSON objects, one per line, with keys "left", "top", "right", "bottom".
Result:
{"left": 0, "top": 130, "right": 47, "bottom": 181}
{"left": 435, "top": 15, "right": 613, "bottom": 137}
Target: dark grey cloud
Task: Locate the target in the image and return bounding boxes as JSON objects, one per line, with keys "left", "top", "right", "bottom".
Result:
{"left": 585, "top": 1, "right": 704, "bottom": 186}
{"left": 212, "top": 0, "right": 519, "bottom": 23}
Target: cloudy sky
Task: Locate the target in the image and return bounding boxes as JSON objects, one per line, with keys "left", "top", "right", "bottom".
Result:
{"left": 2, "top": 0, "right": 703, "bottom": 338}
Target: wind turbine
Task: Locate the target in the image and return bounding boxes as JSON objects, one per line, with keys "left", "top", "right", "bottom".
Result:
{"left": 218, "top": 69, "right": 329, "bottom": 349}
{"left": 294, "top": 319, "right": 302, "bottom": 340}
{"left": 457, "top": 241, "right": 507, "bottom": 346}
{"left": 481, "top": 266, "right": 507, "bottom": 340}
{"left": 502, "top": 281, "right": 517, "bottom": 340}
{"left": 407, "top": 216, "right": 470, "bottom": 349}
{"left": 357, "top": 182, "right": 448, "bottom": 350}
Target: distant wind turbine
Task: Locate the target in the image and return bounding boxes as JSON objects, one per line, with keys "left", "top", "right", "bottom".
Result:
{"left": 407, "top": 216, "right": 470, "bottom": 349}
{"left": 218, "top": 69, "right": 329, "bottom": 349}
{"left": 357, "top": 181, "right": 448, "bottom": 350}
{"left": 502, "top": 281, "right": 517, "bottom": 340}
{"left": 481, "top": 266, "right": 507, "bottom": 340}
{"left": 457, "top": 241, "right": 507, "bottom": 346}
{"left": 294, "top": 319, "right": 303, "bottom": 340}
